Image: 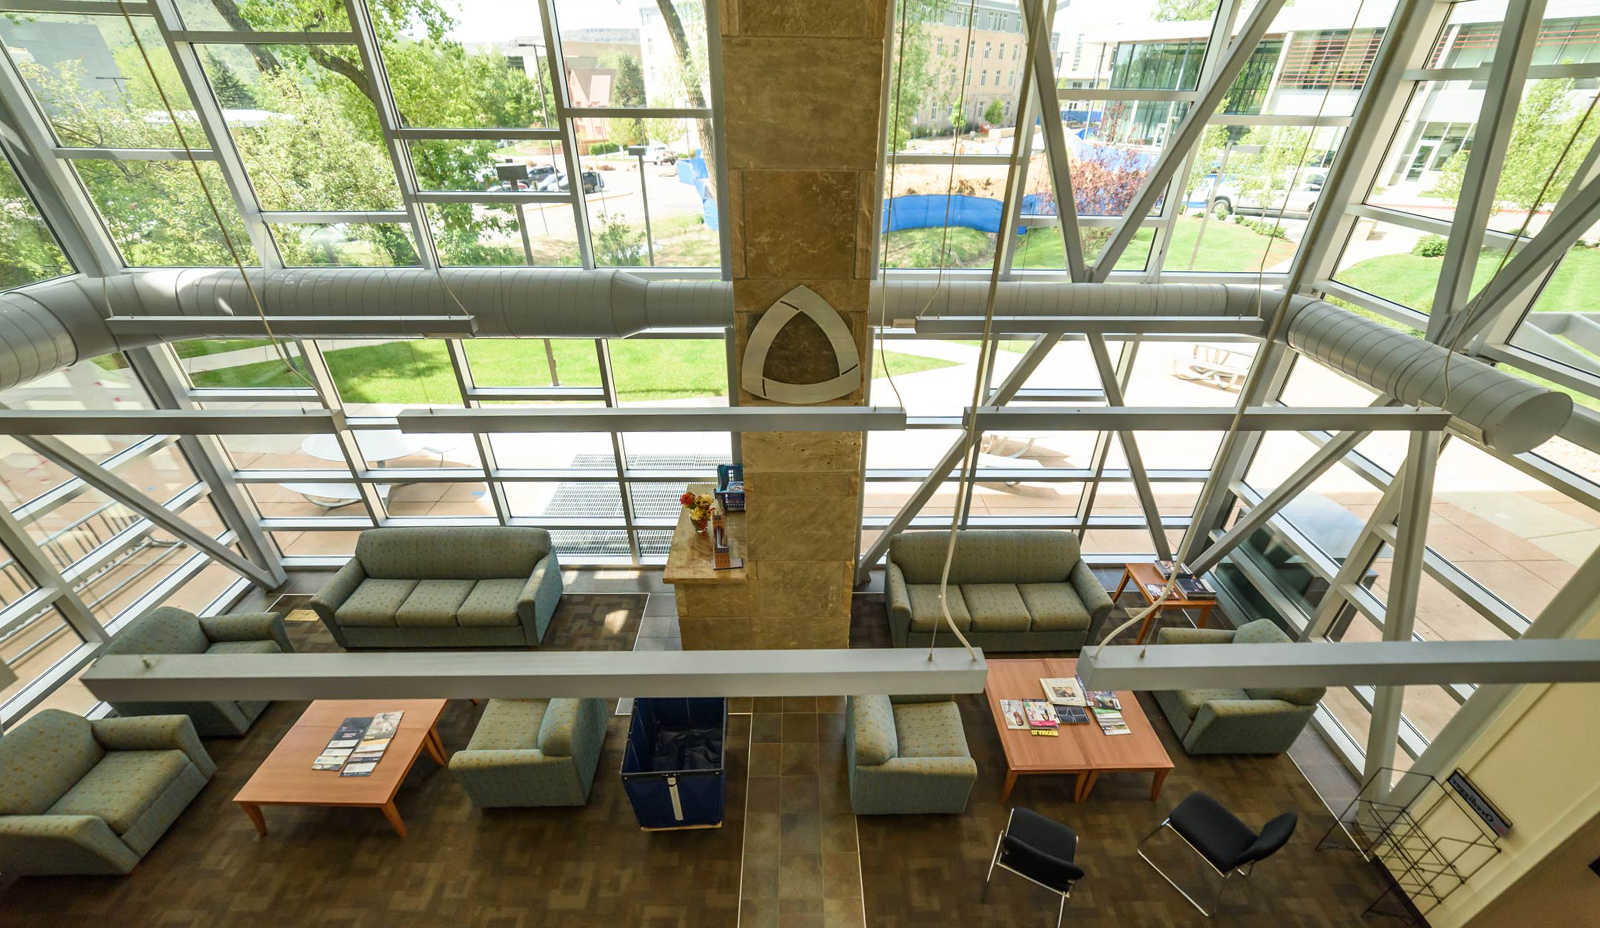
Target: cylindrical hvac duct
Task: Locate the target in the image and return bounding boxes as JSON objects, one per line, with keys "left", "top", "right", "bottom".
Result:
{"left": 1281, "top": 297, "right": 1570, "bottom": 454}
{"left": 873, "top": 280, "right": 1269, "bottom": 324}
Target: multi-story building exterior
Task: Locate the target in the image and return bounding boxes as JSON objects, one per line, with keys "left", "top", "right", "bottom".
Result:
{"left": 910, "top": 0, "right": 1060, "bottom": 129}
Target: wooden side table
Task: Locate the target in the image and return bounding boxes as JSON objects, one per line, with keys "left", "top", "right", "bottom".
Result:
{"left": 1111, "top": 562, "right": 1216, "bottom": 644}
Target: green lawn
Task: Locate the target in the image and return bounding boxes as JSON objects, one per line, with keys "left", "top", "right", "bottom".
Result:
{"left": 173, "top": 338, "right": 275, "bottom": 359}
{"left": 191, "top": 337, "right": 953, "bottom": 402}
{"left": 1335, "top": 245, "right": 1600, "bottom": 316}
{"left": 1011, "top": 215, "right": 1295, "bottom": 273}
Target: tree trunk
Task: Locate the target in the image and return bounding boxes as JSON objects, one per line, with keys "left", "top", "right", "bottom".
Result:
{"left": 206, "top": 0, "right": 283, "bottom": 74}
{"left": 653, "top": 0, "right": 716, "bottom": 207}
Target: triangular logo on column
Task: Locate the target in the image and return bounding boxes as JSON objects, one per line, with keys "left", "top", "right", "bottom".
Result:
{"left": 741, "top": 285, "right": 861, "bottom": 404}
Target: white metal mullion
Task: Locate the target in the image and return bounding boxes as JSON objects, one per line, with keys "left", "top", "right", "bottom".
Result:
{"left": 298, "top": 340, "right": 384, "bottom": 525}
{"left": 0, "top": 506, "right": 103, "bottom": 644}
{"left": 704, "top": 0, "right": 731, "bottom": 281}
{"left": 445, "top": 339, "right": 511, "bottom": 525}
{"left": 995, "top": 71, "right": 1039, "bottom": 279}
{"left": 536, "top": 0, "right": 594, "bottom": 269}
{"left": 1362, "top": 429, "right": 1438, "bottom": 793}
{"left": 343, "top": 0, "right": 437, "bottom": 269}
{"left": 595, "top": 340, "right": 639, "bottom": 562}
{"left": 1293, "top": 1, "right": 1450, "bottom": 291}
{"left": 1425, "top": 0, "right": 1545, "bottom": 341}
{"left": 149, "top": 0, "right": 281, "bottom": 268}
{"left": 1074, "top": 338, "right": 1135, "bottom": 542}
{"left": 1021, "top": 0, "right": 1085, "bottom": 281}
{"left": 1087, "top": 335, "right": 1170, "bottom": 560}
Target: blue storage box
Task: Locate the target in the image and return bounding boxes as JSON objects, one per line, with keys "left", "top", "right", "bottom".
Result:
{"left": 621, "top": 697, "right": 728, "bottom": 830}
{"left": 715, "top": 464, "right": 744, "bottom": 512}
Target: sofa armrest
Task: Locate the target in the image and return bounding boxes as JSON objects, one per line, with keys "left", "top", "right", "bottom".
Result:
{"left": 0, "top": 814, "right": 141, "bottom": 874}
{"left": 200, "top": 612, "right": 291, "bottom": 652}
{"left": 1069, "top": 558, "right": 1114, "bottom": 627}
{"left": 886, "top": 560, "right": 911, "bottom": 625}
{"left": 310, "top": 559, "right": 365, "bottom": 625}
{"left": 1155, "top": 626, "right": 1237, "bottom": 646}
{"left": 517, "top": 551, "right": 563, "bottom": 644}
{"left": 1184, "top": 698, "right": 1314, "bottom": 755}
{"left": 92, "top": 715, "right": 216, "bottom": 778}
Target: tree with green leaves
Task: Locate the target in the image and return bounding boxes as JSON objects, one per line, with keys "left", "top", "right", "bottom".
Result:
{"left": 204, "top": 54, "right": 259, "bottom": 109}
{"left": 887, "top": 0, "right": 950, "bottom": 148}
{"left": 1154, "top": 0, "right": 1220, "bottom": 22}
{"left": 0, "top": 158, "right": 74, "bottom": 288}
{"left": 983, "top": 98, "right": 1005, "bottom": 127}
{"left": 604, "top": 53, "right": 649, "bottom": 147}
{"left": 1432, "top": 78, "right": 1600, "bottom": 221}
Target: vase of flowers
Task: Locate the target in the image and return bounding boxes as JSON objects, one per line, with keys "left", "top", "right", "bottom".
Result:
{"left": 680, "top": 491, "right": 715, "bottom": 534}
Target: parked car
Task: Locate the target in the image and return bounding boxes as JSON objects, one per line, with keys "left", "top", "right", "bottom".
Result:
{"left": 1191, "top": 171, "right": 1324, "bottom": 218}
{"left": 484, "top": 163, "right": 557, "bottom": 192}
{"left": 539, "top": 171, "right": 606, "bottom": 194}
{"left": 644, "top": 143, "right": 677, "bottom": 165}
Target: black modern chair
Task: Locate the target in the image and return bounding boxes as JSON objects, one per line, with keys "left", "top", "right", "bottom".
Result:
{"left": 1137, "top": 791, "right": 1298, "bottom": 917}
{"left": 983, "top": 807, "right": 1085, "bottom": 927}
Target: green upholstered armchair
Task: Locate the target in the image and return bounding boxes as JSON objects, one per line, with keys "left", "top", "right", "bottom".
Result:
{"left": 847, "top": 695, "right": 977, "bottom": 814}
{"left": 310, "top": 526, "right": 563, "bottom": 649}
{"left": 100, "top": 606, "right": 292, "bottom": 736}
{"left": 1151, "top": 620, "right": 1326, "bottom": 756}
{"left": 886, "top": 530, "right": 1114, "bottom": 652}
{"left": 0, "top": 710, "right": 214, "bottom": 875}
{"left": 448, "top": 697, "right": 609, "bottom": 808}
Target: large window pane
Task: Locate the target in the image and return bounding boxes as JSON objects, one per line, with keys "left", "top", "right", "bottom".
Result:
{"left": 374, "top": 2, "right": 555, "bottom": 129}
{"left": 0, "top": 607, "right": 89, "bottom": 719}
{"left": 75, "top": 159, "right": 258, "bottom": 266}
{"left": 0, "top": 154, "right": 72, "bottom": 289}
{"left": 578, "top": 119, "right": 717, "bottom": 268}
{"left": 273, "top": 222, "right": 419, "bottom": 267}
{"left": 425, "top": 203, "right": 579, "bottom": 267}
{"left": 1, "top": 14, "right": 188, "bottom": 149}
{"left": 464, "top": 339, "right": 601, "bottom": 389}
{"left": 197, "top": 46, "right": 403, "bottom": 212}
{"left": 553, "top": 0, "right": 710, "bottom": 111}
{"left": 172, "top": 0, "right": 349, "bottom": 31}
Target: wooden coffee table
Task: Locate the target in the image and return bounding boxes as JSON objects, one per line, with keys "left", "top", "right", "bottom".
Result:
{"left": 235, "top": 698, "right": 449, "bottom": 838}
{"left": 984, "top": 657, "right": 1174, "bottom": 803}
{"left": 1112, "top": 561, "right": 1216, "bottom": 644}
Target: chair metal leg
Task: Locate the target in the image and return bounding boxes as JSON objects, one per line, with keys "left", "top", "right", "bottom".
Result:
{"left": 982, "top": 830, "right": 1003, "bottom": 900}
{"left": 1057, "top": 891, "right": 1067, "bottom": 928}
{"left": 1137, "top": 821, "right": 1224, "bottom": 918}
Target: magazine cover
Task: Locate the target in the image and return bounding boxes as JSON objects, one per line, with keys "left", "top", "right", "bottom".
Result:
{"left": 314, "top": 716, "right": 373, "bottom": 771}
{"left": 1092, "top": 707, "right": 1131, "bottom": 735}
{"left": 1023, "top": 699, "right": 1059, "bottom": 729}
{"left": 1000, "top": 699, "right": 1028, "bottom": 730}
{"left": 1040, "top": 677, "right": 1086, "bottom": 706}
{"left": 1085, "top": 687, "right": 1121, "bottom": 710}
{"left": 1057, "top": 706, "right": 1090, "bottom": 725}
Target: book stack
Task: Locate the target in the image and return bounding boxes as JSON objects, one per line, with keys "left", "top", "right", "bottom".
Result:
{"left": 1023, "top": 699, "right": 1060, "bottom": 736}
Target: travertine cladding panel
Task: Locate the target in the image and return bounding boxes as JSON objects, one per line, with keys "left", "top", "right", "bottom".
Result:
{"left": 740, "top": 170, "right": 860, "bottom": 279}
{"left": 720, "top": 38, "right": 884, "bottom": 173}
{"left": 735, "top": 0, "right": 883, "bottom": 39}
{"left": 757, "top": 561, "right": 853, "bottom": 619}
{"left": 680, "top": 616, "right": 753, "bottom": 651}
{"left": 741, "top": 431, "right": 864, "bottom": 473}
{"left": 753, "top": 613, "right": 850, "bottom": 650}
{"left": 678, "top": 581, "right": 758, "bottom": 619}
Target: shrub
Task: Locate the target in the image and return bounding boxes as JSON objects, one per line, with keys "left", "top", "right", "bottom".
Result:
{"left": 587, "top": 141, "right": 622, "bottom": 156}
{"left": 1238, "top": 217, "right": 1288, "bottom": 239}
{"left": 1412, "top": 234, "right": 1448, "bottom": 257}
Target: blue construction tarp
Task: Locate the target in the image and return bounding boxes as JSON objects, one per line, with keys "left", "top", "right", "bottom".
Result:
{"left": 880, "top": 193, "right": 1057, "bottom": 235}
{"left": 676, "top": 156, "right": 718, "bottom": 231}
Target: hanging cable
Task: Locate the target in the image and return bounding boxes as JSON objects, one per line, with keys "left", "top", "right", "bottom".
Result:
{"left": 1095, "top": 0, "right": 1368, "bottom": 658}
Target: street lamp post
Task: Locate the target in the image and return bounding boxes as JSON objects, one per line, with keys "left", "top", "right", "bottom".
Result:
{"left": 627, "top": 144, "right": 656, "bottom": 267}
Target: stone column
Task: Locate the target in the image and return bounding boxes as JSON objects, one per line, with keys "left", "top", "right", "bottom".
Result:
{"left": 717, "top": 2, "right": 886, "bottom": 649}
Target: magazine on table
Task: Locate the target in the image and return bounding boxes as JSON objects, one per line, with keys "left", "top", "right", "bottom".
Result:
{"left": 1077, "top": 678, "right": 1119, "bottom": 710}
{"left": 1176, "top": 577, "right": 1215, "bottom": 599}
{"left": 1093, "top": 707, "right": 1131, "bottom": 736}
{"left": 1023, "top": 699, "right": 1059, "bottom": 736}
{"left": 1057, "top": 705, "right": 1090, "bottom": 725}
{"left": 1153, "top": 559, "right": 1177, "bottom": 579}
{"left": 339, "top": 710, "right": 404, "bottom": 777}
{"left": 1000, "top": 699, "right": 1029, "bottom": 730}
{"left": 313, "top": 716, "right": 372, "bottom": 772}
{"left": 1040, "top": 677, "right": 1086, "bottom": 707}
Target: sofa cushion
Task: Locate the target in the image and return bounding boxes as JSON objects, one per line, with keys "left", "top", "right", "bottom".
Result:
{"left": 850, "top": 696, "right": 897, "bottom": 766}
{"left": 457, "top": 579, "right": 525, "bottom": 627}
{"left": 892, "top": 701, "right": 970, "bottom": 759}
{"left": 355, "top": 526, "right": 551, "bottom": 581}
{"left": 1018, "top": 582, "right": 1092, "bottom": 632}
{"left": 960, "top": 584, "right": 1032, "bottom": 632}
{"left": 890, "top": 530, "right": 1079, "bottom": 585}
{"left": 47, "top": 750, "right": 189, "bottom": 835}
{"left": 1245, "top": 683, "right": 1326, "bottom": 706}
{"left": 102, "top": 607, "right": 208, "bottom": 656}
{"left": 466, "top": 699, "right": 547, "bottom": 752}
{"left": 906, "top": 584, "right": 971, "bottom": 632}
{"left": 0, "top": 710, "right": 105, "bottom": 815}
{"left": 1173, "top": 688, "right": 1251, "bottom": 719}
{"left": 1232, "top": 619, "right": 1290, "bottom": 644}
{"left": 395, "top": 579, "right": 476, "bottom": 628}
{"left": 205, "top": 639, "right": 280, "bottom": 656}
{"left": 335, "top": 579, "right": 418, "bottom": 627}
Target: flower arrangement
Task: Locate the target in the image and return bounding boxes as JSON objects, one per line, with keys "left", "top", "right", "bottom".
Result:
{"left": 680, "top": 491, "right": 716, "bottom": 533}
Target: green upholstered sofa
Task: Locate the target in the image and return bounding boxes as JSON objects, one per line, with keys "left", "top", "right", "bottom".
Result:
{"left": 448, "top": 697, "right": 609, "bottom": 807}
{"left": 1151, "top": 620, "right": 1326, "bottom": 756}
{"left": 886, "top": 530, "right": 1114, "bottom": 652}
{"left": 310, "top": 526, "right": 563, "bottom": 649}
{"left": 101, "top": 606, "right": 292, "bottom": 736}
{"left": 0, "top": 710, "right": 214, "bottom": 875}
{"left": 847, "top": 695, "right": 977, "bottom": 814}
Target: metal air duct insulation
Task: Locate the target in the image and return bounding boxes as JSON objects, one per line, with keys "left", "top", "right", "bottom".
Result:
{"left": 1280, "top": 296, "right": 1570, "bottom": 454}
{"left": 873, "top": 280, "right": 1268, "bottom": 324}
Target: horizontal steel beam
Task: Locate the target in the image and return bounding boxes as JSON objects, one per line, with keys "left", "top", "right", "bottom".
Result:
{"left": 0, "top": 409, "right": 336, "bottom": 435}
{"left": 967, "top": 406, "right": 1454, "bottom": 432}
{"left": 258, "top": 210, "right": 410, "bottom": 224}
{"left": 391, "top": 127, "right": 564, "bottom": 141}
{"left": 915, "top": 316, "right": 1265, "bottom": 336}
{"left": 82, "top": 648, "right": 989, "bottom": 701}
{"left": 106, "top": 316, "right": 478, "bottom": 337}
{"left": 1077, "top": 639, "right": 1600, "bottom": 689}
{"left": 396, "top": 406, "right": 909, "bottom": 433}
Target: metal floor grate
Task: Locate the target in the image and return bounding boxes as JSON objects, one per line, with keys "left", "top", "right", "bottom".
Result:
{"left": 542, "top": 453, "right": 724, "bottom": 554}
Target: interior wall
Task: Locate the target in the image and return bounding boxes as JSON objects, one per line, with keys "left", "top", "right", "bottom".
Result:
{"left": 1415, "top": 608, "right": 1600, "bottom": 928}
